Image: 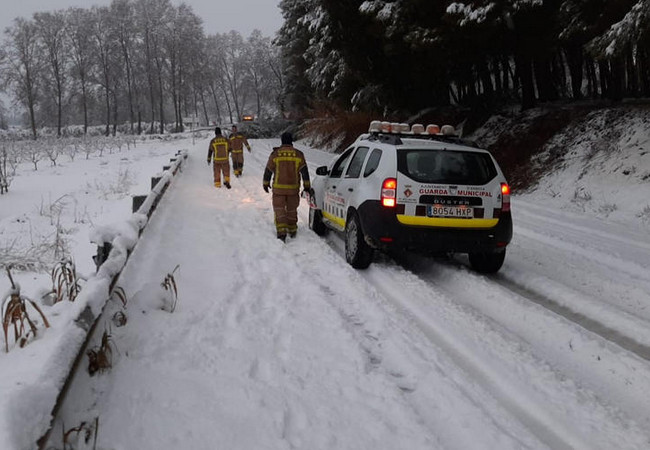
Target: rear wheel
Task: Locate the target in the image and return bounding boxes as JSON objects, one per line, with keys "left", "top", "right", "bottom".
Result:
{"left": 309, "top": 208, "right": 328, "bottom": 236}
{"left": 469, "top": 249, "right": 506, "bottom": 273}
{"left": 345, "top": 212, "right": 373, "bottom": 269}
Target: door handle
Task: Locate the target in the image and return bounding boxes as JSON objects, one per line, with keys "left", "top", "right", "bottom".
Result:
{"left": 348, "top": 188, "right": 353, "bottom": 192}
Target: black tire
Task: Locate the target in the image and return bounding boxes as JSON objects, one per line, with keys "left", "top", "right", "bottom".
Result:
{"left": 309, "top": 207, "right": 328, "bottom": 236}
{"left": 469, "top": 249, "right": 506, "bottom": 273}
{"left": 345, "top": 212, "right": 373, "bottom": 269}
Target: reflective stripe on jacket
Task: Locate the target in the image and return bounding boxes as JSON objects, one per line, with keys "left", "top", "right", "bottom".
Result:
{"left": 263, "top": 145, "right": 310, "bottom": 195}
{"left": 229, "top": 133, "right": 250, "bottom": 154}
{"left": 208, "top": 137, "right": 230, "bottom": 161}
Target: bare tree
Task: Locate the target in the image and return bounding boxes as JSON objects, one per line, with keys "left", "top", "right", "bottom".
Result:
{"left": 245, "top": 30, "right": 279, "bottom": 118}
{"left": 89, "top": 6, "right": 118, "bottom": 137}
{"left": 3, "top": 18, "right": 42, "bottom": 139}
{"left": 0, "top": 140, "right": 17, "bottom": 194}
{"left": 164, "top": 4, "right": 203, "bottom": 132}
{"left": 43, "top": 137, "right": 62, "bottom": 166}
{"left": 221, "top": 31, "right": 249, "bottom": 122}
{"left": 35, "top": 11, "right": 69, "bottom": 137}
{"left": 134, "top": 0, "right": 173, "bottom": 134}
{"left": 111, "top": 0, "right": 138, "bottom": 134}
{"left": 65, "top": 8, "right": 94, "bottom": 135}
{"left": 23, "top": 140, "right": 44, "bottom": 170}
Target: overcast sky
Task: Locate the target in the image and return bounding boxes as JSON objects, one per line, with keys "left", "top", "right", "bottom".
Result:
{"left": 2, "top": 0, "right": 283, "bottom": 37}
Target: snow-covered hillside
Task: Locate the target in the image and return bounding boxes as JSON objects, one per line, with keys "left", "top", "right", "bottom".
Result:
{"left": 471, "top": 104, "right": 650, "bottom": 229}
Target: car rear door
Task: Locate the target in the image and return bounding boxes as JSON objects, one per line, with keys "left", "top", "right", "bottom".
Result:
{"left": 395, "top": 148, "right": 503, "bottom": 228}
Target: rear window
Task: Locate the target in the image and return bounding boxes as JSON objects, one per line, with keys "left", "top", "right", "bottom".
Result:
{"left": 397, "top": 149, "right": 497, "bottom": 185}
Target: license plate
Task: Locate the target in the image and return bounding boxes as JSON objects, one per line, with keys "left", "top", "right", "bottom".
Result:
{"left": 427, "top": 205, "right": 473, "bottom": 218}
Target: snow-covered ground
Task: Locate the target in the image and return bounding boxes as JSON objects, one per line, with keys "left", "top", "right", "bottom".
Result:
{"left": 1, "top": 127, "right": 650, "bottom": 449}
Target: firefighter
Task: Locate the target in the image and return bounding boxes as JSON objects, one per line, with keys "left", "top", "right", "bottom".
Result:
{"left": 207, "top": 127, "right": 231, "bottom": 189}
{"left": 229, "top": 125, "right": 251, "bottom": 177}
{"left": 262, "top": 132, "right": 312, "bottom": 241}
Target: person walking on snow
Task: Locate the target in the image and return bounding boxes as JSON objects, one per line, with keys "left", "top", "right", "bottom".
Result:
{"left": 263, "top": 132, "right": 312, "bottom": 241}
{"left": 207, "top": 127, "right": 231, "bottom": 189}
{"left": 229, "top": 125, "right": 251, "bottom": 177}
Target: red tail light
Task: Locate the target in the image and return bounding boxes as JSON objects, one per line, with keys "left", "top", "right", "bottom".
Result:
{"left": 382, "top": 178, "right": 397, "bottom": 208}
{"left": 501, "top": 183, "right": 511, "bottom": 212}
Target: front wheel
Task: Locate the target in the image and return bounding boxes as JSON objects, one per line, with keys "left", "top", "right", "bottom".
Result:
{"left": 345, "top": 212, "right": 373, "bottom": 269}
{"left": 469, "top": 249, "right": 506, "bottom": 273}
{"left": 309, "top": 208, "right": 328, "bottom": 236}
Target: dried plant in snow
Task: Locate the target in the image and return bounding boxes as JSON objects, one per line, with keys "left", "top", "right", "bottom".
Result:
{"left": 87, "top": 328, "right": 116, "bottom": 376}
{"left": 62, "top": 416, "right": 98, "bottom": 450}
{"left": 161, "top": 265, "right": 180, "bottom": 312}
{"left": 49, "top": 258, "right": 83, "bottom": 303}
{"left": 111, "top": 286, "right": 128, "bottom": 307}
{"left": 110, "top": 286, "right": 128, "bottom": 327}
{"left": 2, "top": 266, "right": 50, "bottom": 352}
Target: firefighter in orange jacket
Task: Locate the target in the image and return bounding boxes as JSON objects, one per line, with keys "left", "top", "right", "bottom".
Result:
{"left": 207, "top": 127, "right": 231, "bottom": 189}
{"left": 229, "top": 125, "right": 251, "bottom": 177}
{"left": 262, "top": 132, "right": 312, "bottom": 241}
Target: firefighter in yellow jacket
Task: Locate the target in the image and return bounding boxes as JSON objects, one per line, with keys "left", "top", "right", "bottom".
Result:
{"left": 229, "top": 125, "right": 251, "bottom": 177}
{"left": 262, "top": 132, "right": 312, "bottom": 241}
{"left": 207, "top": 127, "right": 231, "bottom": 189}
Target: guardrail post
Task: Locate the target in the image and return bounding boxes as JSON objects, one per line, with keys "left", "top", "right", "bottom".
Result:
{"left": 92, "top": 242, "right": 113, "bottom": 272}
{"left": 132, "top": 195, "right": 147, "bottom": 213}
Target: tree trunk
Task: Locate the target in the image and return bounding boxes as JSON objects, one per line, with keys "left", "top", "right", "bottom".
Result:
{"left": 564, "top": 44, "right": 584, "bottom": 100}
{"left": 533, "top": 56, "right": 558, "bottom": 102}
{"left": 209, "top": 83, "right": 222, "bottom": 124}
{"left": 81, "top": 80, "right": 89, "bottom": 135}
{"left": 515, "top": 52, "right": 536, "bottom": 110}
{"left": 625, "top": 44, "right": 638, "bottom": 97}
{"left": 598, "top": 60, "right": 610, "bottom": 99}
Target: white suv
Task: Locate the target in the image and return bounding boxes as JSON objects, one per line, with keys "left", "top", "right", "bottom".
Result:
{"left": 309, "top": 121, "right": 513, "bottom": 273}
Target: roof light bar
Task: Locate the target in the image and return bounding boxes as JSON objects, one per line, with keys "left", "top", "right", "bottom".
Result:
{"left": 369, "top": 120, "right": 381, "bottom": 133}
{"left": 441, "top": 124, "right": 456, "bottom": 135}
{"left": 411, "top": 124, "right": 424, "bottom": 134}
{"left": 367, "top": 120, "right": 457, "bottom": 136}
{"left": 426, "top": 124, "right": 440, "bottom": 134}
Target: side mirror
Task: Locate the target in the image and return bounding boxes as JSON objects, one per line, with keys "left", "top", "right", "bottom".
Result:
{"left": 316, "top": 166, "right": 329, "bottom": 176}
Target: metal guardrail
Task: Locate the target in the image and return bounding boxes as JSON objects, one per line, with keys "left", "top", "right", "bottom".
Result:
{"left": 36, "top": 150, "right": 188, "bottom": 449}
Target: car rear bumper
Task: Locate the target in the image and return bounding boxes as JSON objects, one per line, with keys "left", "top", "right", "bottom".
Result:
{"left": 357, "top": 201, "right": 513, "bottom": 254}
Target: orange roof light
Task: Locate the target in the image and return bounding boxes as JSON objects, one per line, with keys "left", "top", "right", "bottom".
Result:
{"left": 426, "top": 124, "right": 440, "bottom": 135}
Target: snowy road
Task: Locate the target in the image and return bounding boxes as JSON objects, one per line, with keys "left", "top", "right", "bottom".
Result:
{"left": 70, "top": 139, "right": 649, "bottom": 449}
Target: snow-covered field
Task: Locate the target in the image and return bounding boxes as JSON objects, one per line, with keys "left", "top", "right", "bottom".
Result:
{"left": 1, "top": 126, "right": 649, "bottom": 449}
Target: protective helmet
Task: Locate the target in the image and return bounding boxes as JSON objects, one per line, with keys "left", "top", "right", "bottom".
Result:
{"left": 215, "top": 127, "right": 221, "bottom": 135}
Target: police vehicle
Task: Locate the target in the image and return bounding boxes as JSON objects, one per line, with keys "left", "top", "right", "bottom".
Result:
{"left": 308, "top": 121, "right": 513, "bottom": 273}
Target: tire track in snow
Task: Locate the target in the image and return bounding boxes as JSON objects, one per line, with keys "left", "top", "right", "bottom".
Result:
{"left": 492, "top": 272, "right": 650, "bottom": 361}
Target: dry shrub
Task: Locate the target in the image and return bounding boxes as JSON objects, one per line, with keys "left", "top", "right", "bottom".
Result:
{"left": 111, "top": 286, "right": 128, "bottom": 307}
{"left": 300, "top": 105, "right": 378, "bottom": 153}
{"left": 62, "top": 417, "right": 98, "bottom": 449}
{"left": 110, "top": 286, "right": 128, "bottom": 327}
{"left": 87, "top": 329, "right": 116, "bottom": 376}
{"left": 161, "top": 265, "right": 180, "bottom": 312}
{"left": 2, "top": 266, "right": 50, "bottom": 352}
{"left": 49, "top": 259, "right": 83, "bottom": 303}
